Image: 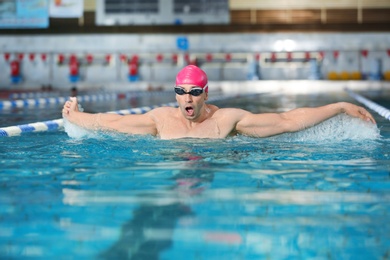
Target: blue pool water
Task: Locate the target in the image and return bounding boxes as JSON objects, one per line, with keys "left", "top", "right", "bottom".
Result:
{"left": 0, "top": 92, "right": 389, "bottom": 259}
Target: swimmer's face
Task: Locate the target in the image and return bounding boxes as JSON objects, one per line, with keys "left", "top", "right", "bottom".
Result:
{"left": 175, "top": 84, "right": 208, "bottom": 120}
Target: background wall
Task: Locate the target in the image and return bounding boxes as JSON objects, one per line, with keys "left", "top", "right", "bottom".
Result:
{"left": 1, "top": 0, "right": 390, "bottom": 90}
{"left": 3, "top": 0, "right": 390, "bottom": 34}
{"left": 0, "top": 32, "right": 389, "bottom": 90}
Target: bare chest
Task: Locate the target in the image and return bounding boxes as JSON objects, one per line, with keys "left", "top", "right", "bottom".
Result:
{"left": 157, "top": 117, "right": 229, "bottom": 139}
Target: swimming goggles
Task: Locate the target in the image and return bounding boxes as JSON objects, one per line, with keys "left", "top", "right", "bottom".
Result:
{"left": 174, "top": 87, "right": 204, "bottom": 96}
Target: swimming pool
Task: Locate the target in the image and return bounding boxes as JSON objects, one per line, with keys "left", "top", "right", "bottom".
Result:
{"left": 0, "top": 88, "right": 389, "bottom": 259}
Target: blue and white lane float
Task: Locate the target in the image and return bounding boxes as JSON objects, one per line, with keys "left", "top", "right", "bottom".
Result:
{"left": 0, "top": 93, "right": 116, "bottom": 110}
{"left": 0, "top": 97, "right": 69, "bottom": 109}
{"left": 0, "top": 119, "right": 65, "bottom": 137}
{"left": 0, "top": 91, "right": 172, "bottom": 110}
{"left": 346, "top": 88, "right": 390, "bottom": 120}
{"left": 9, "top": 91, "right": 61, "bottom": 100}
{"left": 0, "top": 95, "right": 233, "bottom": 137}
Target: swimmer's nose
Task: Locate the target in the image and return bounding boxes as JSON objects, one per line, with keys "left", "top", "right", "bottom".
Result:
{"left": 185, "top": 94, "right": 193, "bottom": 102}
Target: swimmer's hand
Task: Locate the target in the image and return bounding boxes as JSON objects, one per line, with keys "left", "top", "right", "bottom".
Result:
{"left": 62, "top": 97, "right": 80, "bottom": 119}
{"left": 62, "top": 97, "right": 101, "bottom": 130}
{"left": 339, "top": 102, "right": 376, "bottom": 124}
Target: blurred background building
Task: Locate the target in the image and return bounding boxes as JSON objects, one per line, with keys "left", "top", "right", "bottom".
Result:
{"left": 0, "top": 0, "right": 390, "bottom": 91}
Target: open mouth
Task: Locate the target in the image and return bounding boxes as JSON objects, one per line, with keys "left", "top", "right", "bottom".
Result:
{"left": 185, "top": 106, "right": 194, "bottom": 116}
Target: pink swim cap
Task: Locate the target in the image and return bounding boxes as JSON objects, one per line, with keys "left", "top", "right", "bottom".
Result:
{"left": 175, "top": 65, "right": 208, "bottom": 92}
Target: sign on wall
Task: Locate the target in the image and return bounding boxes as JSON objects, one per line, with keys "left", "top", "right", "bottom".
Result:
{"left": 0, "top": 0, "right": 49, "bottom": 29}
{"left": 49, "top": 0, "right": 84, "bottom": 18}
{"left": 95, "top": 0, "right": 229, "bottom": 25}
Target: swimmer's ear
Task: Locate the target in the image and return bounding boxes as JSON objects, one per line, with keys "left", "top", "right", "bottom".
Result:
{"left": 204, "top": 92, "right": 208, "bottom": 101}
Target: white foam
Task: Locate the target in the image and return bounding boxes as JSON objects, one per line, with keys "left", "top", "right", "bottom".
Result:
{"left": 63, "top": 104, "right": 98, "bottom": 139}
{"left": 270, "top": 114, "right": 380, "bottom": 142}
{"left": 63, "top": 118, "right": 94, "bottom": 139}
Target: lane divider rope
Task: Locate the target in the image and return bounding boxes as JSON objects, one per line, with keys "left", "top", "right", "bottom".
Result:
{"left": 0, "top": 95, "right": 236, "bottom": 137}
{"left": 9, "top": 91, "right": 61, "bottom": 99}
{"left": 0, "top": 91, "right": 172, "bottom": 110}
{"left": 346, "top": 88, "right": 390, "bottom": 120}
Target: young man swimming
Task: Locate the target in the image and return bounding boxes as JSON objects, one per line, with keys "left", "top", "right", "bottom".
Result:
{"left": 62, "top": 65, "right": 376, "bottom": 139}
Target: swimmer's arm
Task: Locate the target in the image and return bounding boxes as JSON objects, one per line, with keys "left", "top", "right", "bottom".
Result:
{"left": 236, "top": 102, "right": 376, "bottom": 137}
{"left": 62, "top": 97, "right": 157, "bottom": 135}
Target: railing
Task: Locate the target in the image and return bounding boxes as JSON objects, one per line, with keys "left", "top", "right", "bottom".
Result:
{"left": 1, "top": 50, "right": 389, "bottom": 84}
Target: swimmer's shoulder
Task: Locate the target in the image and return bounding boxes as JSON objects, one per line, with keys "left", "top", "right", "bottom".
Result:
{"left": 144, "top": 106, "right": 177, "bottom": 125}
{"left": 213, "top": 107, "right": 249, "bottom": 115}
{"left": 207, "top": 104, "right": 219, "bottom": 111}
{"left": 148, "top": 106, "right": 177, "bottom": 116}
{"left": 212, "top": 107, "right": 252, "bottom": 123}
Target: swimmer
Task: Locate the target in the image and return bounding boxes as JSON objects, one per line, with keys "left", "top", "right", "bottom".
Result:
{"left": 62, "top": 65, "right": 376, "bottom": 139}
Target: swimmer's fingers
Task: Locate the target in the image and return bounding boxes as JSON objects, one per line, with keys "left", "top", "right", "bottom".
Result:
{"left": 62, "top": 97, "right": 79, "bottom": 116}
{"left": 63, "top": 97, "right": 76, "bottom": 108}
{"left": 358, "top": 108, "right": 376, "bottom": 124}
{"left": 343, "top": 103, "right": 376, "bottom": 124}
{"left": 64, "top": 101, "right": 71, "bottom": 109}
{"left": 62, "top": 103, "right": 71, "bottom": 116}
{"left": 68, "top": 97, "right": 79, "bottom": 112}
{"left": 62, "top": 105, "right": 69, "bottom": 117}
{"left": 347, "top": 105, "right": 376, "bottom": 124}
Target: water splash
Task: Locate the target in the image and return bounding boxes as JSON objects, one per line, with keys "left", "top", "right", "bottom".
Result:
{"left": 63, "top": 117, "right": 98, "bottom": 139}
{"left": 269, "top": 114, "right": 380, "bottom": 142}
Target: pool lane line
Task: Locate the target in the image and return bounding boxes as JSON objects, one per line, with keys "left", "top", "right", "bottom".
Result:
{"left": 346, "top": 88, "right": 390, "bottom": 120}
{"left": 9, "top": 91, "right": 61, "bottom": 99}
{"left": 0, "top": 91, "right": 172, "bottom": 110}
{"left": 0, "top": 95, "right": 233, "bottom": 137}
{"left": 0, "top": 119, "right": 65, "bottom": 137}
{"left": 0, "top": 96, "right": 69, "bottom": 110}
{"left": 0, "top": 93, "right": 119, "bottom": 110}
